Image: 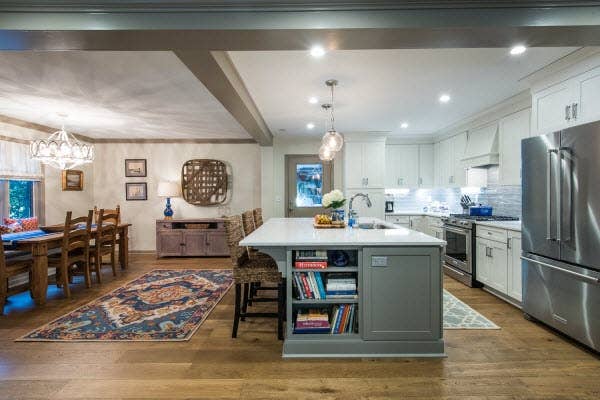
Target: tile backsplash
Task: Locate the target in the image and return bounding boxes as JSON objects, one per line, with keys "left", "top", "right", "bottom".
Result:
{"left": 387, "top": 168, "right": 522, "bottom": 217}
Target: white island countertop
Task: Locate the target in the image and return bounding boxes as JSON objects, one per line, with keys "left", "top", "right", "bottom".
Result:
{"left": 240, "top": 217, "right": 446, "bottom": 247}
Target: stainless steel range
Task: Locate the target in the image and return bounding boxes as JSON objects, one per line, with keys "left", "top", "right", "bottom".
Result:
{"left": 442, "top": 214, "right": 519, "bottom": 287}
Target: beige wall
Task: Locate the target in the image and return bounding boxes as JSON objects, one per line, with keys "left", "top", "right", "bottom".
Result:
{"left": 0, "top": 122, "right": 94, "bottom": 226}
{"left": 93, "top": 142, "right": 261, "bottom": 251}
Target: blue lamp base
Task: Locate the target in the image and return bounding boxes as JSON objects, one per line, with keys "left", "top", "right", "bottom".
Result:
{"left": 163, "top": 197, "right": 174, "bottom": 220}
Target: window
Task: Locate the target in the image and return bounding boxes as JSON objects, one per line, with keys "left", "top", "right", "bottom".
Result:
{"left": 0, "top": 180, "right": 42, "bottom": 222}
{"left": 295, "top": 163, "right": 323, "bottom": 207}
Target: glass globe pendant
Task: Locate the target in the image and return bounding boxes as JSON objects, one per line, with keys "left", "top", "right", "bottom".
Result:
{"left": 318, "top": 143, "right": 335, "bottom": 161}
{"left": 321, "top": 79, "right": 344, "bottom": 154}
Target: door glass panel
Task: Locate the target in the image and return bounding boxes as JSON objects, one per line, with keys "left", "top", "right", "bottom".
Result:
{"left": 295, "top": 163, "right": 323, "bottom": 207}
{"left": 445, "top": 230, "right": 467, "bottom": 262}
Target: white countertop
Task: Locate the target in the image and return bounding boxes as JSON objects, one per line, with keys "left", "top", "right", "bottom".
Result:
{"left": 386, "top": 211, "right": 450, "bottom": 218}
{"left": 240, "top": 218, "right": 446, "bottom": 247}
{"left": 475, "top": 220, "right": 522, "bottom": 232}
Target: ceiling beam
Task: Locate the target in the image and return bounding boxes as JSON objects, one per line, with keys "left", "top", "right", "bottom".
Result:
{"left": 174, "top": 50, "right": 273, "bottom": 146}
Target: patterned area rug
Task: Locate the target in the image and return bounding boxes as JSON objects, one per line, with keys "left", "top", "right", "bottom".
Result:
{"left": 18, "top": 269, "right": 233, "bottom": 341}
{"left": 444, "top": 289, "right": 500, "bottom": 329}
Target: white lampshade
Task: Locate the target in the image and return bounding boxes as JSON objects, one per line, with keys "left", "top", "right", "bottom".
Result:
{"left": 157, "top": 181, "right": 181, "bottom": 198}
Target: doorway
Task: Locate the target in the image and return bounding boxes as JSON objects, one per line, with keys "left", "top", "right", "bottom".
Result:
{"left": 285, "top": 155, "right": 333, "bottom": 218}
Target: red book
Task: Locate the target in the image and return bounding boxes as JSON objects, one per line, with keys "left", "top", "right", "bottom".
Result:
{"left": 295, "top": 261, "right": 328, "bottom": 269}
{"left": 300, "top": 274, "right": 313, "bottom": 298}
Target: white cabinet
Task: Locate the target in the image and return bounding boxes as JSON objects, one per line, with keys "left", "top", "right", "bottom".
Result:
{"left": 385, "top": 145, "right": 419, "bottom": 188}
{"left": 346, "top": 189, "right": 385, "bottom": 220}
{"left": 345, "top": 141, "right": 386, "bottom": 189}
{"left": 531, "top": 64, "right": 600, "bottom": 135}
{"left": 409, "top": 215, "right": 428, "bottom": 233}
{"left": 418, "top": 144, "right": 434, "bottom": 187}
{"left": 475, "top": 237, "right": 508, "bottom": 293}
{"left": 499, "top": 108, "right": 531, "bottom": 185}
{"left": 451, "top": 133, "right": 467, "bottom": 187}
{"left": 385, "top": 215, "right": 410, "bottom": 228}
{"left": 507, "top": 231, "right": 523, "bottom": 302}
{"left": 475, "top": 239, "right": 491, "bottom": 285}
{"left": 433, "top": 133, "right": 466, "bottom": 188}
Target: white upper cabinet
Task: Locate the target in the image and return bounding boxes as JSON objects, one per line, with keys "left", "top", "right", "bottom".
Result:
{"left": 433, "top": 133, "right": 466, "bottom": 188}
{"left": 499, "top": 108, "right": 531, "bottom": 185}
{"left": 451, "top": 132, "right": 467, "bottom": 187}
{"left": 531, "top": 63, "right": 600, "bottom": 135}
{"left": 418, "top": 144, "right": 434, "bottom": 187}
{"left": 344, "top": 140, "right": 386, "bottom": 189}
{"left": 385, "top": 145, "right": 419, "bottom": 188}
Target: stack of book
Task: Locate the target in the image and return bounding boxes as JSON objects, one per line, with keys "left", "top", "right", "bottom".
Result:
{"left": 330, "top": 304, "right": 357, "bottom": 334}
{"left": 294, "top": 250, "right": 328, "bottom": 269}
{"left": 326, "top": 273, "right": 357, "bottom": 299}
{"left": 294, "top": 308, "right": 331, "bottom": 334}
{"left": 292, "top": 271, "right": 327, "bottom": 299}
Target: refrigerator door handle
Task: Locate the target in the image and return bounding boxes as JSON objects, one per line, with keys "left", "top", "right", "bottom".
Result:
{"left": 546, "top": 149, "right": 557, "bottom": 241}
{"left": 557, "top": 148, "right": 562, "bottom": 243}
{"left": 559, "top": 147, "right": 572, "bottom": 243}
{"left": 521, "top": 256, "right": 600, "bottom": 285}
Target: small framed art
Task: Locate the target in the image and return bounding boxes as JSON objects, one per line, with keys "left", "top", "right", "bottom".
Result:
{"left": 62, "top": 170, "right": 84, "bottom": 191}
{"left": 125, "top": 159, "right": 147, "bottom": 177}
{"left": 125, "top": 182, "right": 147, "bottom": 201}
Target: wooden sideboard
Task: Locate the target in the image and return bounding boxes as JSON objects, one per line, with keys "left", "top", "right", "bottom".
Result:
{"left": 156, "top": 219, "right": 229, "bottom": 258}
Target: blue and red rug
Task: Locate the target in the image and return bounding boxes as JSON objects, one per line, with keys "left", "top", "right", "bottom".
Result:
{"left": 18, "top": 269, "right": 233, "bottom": 341}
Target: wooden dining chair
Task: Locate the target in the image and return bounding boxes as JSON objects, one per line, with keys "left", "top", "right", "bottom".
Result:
{"left": 252, "top": 208, "right": 263, "bottom": 228}
{"left": 224, "top": 215, "right": 285, "bottom": 340}
{"left": 89, "top": 208, "right": 119, "bottom": 283}
{"left": 0, "top": 243, "right": 34, "bottom": 314}
{"left": 48, "top": 210, "right": 93, "bottom": 298}
{"left": 93, "top": 205, "right": 120, "bottom": 225}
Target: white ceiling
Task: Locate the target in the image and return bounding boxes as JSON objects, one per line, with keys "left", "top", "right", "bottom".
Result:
{"left": 229, "top": 48, "right": 578, "bottom": 138}
{"left": 0, "top": 51, "right": 251, "bottom": 139}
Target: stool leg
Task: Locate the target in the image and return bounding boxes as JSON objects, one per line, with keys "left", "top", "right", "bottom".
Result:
{"left": 241, "top": 283, "right": 249, "bottom": 321}
{"left": 277, "top": 279, "right": 285, "bottom": 340}
{"left": 232, "top": 283, "right": 241, "bottom": 338}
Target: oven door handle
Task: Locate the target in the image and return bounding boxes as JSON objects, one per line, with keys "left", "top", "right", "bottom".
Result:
{"left": 443, "top": 226, "right": 469, "bottom": 235}
{"left": 445, "top": 264, "right": 466, "bottom": 277}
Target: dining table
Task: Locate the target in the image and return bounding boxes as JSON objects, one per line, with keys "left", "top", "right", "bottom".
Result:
{"left": 1, "top": 223, "right": 131, "bottom": 305}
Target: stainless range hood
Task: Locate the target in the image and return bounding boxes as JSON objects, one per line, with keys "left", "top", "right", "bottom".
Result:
{"left": 461, "top": 123, "right": 499, "bottom": 168}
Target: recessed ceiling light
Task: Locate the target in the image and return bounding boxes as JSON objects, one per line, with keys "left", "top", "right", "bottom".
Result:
{"left": 439, "top": 94, "right": 451, "bottom": 103}
{"left": 308, "top": 96, "right": 318, "bottom": 104}
{"left": 400, "top": 122, "right": 409, "bottom": 129}
{"left": 510, "top": 45, "right": 527, "bottom": 56}
{"left": 306, "top": 123, "right": 315, "bottom": 129}
{"left": 310, "top": 46, "right": 326, "bottom": 58}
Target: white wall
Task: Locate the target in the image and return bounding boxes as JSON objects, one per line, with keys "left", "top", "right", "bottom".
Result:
{"left": 93, "top": 142, "right": 261, "bottom": 251}
{"left": 0, "top": 122, "right": 94, "bottom": 225}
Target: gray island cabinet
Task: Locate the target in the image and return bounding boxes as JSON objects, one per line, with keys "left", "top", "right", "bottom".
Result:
{"left": 240, "top": 218, "right": 446, "bottom": 358}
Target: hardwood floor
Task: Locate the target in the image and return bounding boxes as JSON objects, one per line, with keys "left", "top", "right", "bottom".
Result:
{"left": 0, "top": 254, "right": 598, "bottom": 399}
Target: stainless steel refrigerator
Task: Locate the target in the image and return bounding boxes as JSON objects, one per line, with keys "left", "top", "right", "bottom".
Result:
{"left": 522, "top": 120, "right": 600, "bottom": 352}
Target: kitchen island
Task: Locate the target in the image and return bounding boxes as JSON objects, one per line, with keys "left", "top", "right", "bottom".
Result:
{"left": 240, "top": 217, "right": 446, "bottom": 358}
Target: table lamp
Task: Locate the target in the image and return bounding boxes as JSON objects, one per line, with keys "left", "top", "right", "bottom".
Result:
{"left": 157, "top": 181, "right": 181, "bottom": 220}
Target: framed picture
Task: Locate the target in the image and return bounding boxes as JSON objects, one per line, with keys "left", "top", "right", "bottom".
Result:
{"left": 125, "top": 159, "right": 147, "bottom": 177}
{"left": 62, "top": 170, "right": 83, "bottom": 191}
{"left": 125, "top": 182, "right": 147, "bottom": 201}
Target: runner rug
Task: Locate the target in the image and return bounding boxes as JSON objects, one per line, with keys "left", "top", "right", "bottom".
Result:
{"left": 443, "top": 289, "right": 500, "bottom": 329}
{"left": 18, "top": 269, "right": 233, "bottom": 341}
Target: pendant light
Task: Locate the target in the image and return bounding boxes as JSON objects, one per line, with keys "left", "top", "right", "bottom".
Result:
{"left": 321, "top": 79, "right": 344, "bottom": 152}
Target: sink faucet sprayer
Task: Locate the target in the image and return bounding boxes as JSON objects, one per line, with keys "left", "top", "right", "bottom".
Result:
{"left": 348, "top": 193, "right": 372, "bottom": 227}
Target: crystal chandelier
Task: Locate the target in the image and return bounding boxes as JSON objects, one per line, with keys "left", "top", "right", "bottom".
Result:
{"left": 321, "top": 79, "right": 344, "bottom": 153}
{"left": 30, "top": 123, "right": 94, "bottom": 170}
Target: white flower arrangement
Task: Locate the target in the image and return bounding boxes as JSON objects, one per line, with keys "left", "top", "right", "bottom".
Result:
{"left": 322, "top": 189, "right": 346, "bottom": 209}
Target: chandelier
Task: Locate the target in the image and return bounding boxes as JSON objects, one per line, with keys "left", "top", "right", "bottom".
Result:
{"left": 30, "top": 124, "right": 94, "bottom": 170}
{"left": 318, "top": 79, "right": 344, "bottom": 161}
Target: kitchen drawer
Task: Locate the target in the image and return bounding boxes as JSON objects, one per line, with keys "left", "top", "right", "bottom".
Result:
{"left": 427, "top": 216, "right": 443, "bottom": 228}
{"left": 476, "top": 226, "right": 507, "bottom": 243}
{"left": 385, "top": 215, "right": 410, "bottom": 224}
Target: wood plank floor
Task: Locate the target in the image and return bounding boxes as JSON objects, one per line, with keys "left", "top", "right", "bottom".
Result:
{"left": 0, "top": 254, "right": 598, "bottom": 399}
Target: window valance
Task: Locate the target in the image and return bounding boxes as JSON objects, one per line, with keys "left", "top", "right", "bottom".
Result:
{"left": 0, "top": 139, "right": 42, "bottom": 180}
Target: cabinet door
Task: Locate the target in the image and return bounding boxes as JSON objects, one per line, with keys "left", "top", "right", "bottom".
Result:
{"left": 362, "top": 247, "right": 442, "bottom": 341}
{"left": 158, "top": 231, "right": 183, "bottom": 257}
{"left": 438, "top": 139, "right": 452, "bottom": 186}
{"left": 489, "top": 241, "right": 508, "bottom": 293}
{"left": 398, "top": 145, "right": 419, "bottom": 187}
{"left": 507, "top": 233, "right": 523, "bottom": 302}
{"left": 532, "top": 81, "right": 577, "bottom": 135}
{"left": 206, "top": 232, "right": 229, "bottom": 256}
{"left": 499, "top": 108, "right": 531, "bottom": 185}
{"left": 418, "top": 144, "right": 434, "bottom": 187}
{"left": 575, "top": 65, "right": 600, "bottom": 125}
{"left": 385, "top": 145, "right": 400, "bottom": 188}
{"left": 344, "top": 142, "right": 365, "bottom": 189}
{"left": 183, "top": 231, "right": 207, "bottom": 256}
{"left": 362, "top": 141, "right": 386, "bottom": 188}
{"left": 475, "top": 239, "right": 490, "bottom": 285}
{"left": 451, "top": 133, "right": 467, "bottom": 187}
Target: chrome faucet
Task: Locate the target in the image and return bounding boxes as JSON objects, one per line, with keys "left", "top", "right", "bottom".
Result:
{"left": 348, "top": 193, "right": 372, "bottom": 226}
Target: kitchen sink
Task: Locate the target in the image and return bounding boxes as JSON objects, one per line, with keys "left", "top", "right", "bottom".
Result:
{"left": 358, "top": 222, "right": 394, "bottom": 229}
